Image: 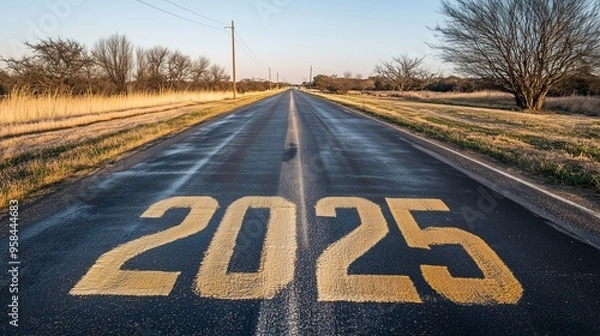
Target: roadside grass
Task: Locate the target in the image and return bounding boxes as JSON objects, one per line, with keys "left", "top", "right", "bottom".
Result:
{"left": 0, "top": 90, "right": 265, "bottom": 137}
{"left": 0, "top": 91, "right": 278, "bottom": 208}
{"left": 315, "top": 93, "right": 600, "bottom": 199}
{"left": 367, "top": 90, "right": 600, "bottom": 116}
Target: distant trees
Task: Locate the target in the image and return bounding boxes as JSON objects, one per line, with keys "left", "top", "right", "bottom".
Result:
{"left": 0, "top": 34, "right": 262, "bottom": 96}
{"left": 549, "top": 68, "right": 600, "bottom": 96}
{"left": 373, "top": 55, "right": 437, "bottom": 91}
{"left": 204, "top": 64, "right": 229, "bottom": 90}
{"left": 237, "top": 78, "right": 271, "bottom": 93}
{"left": 313, "top": 73, "right": 375, "bottom": 93}
{"left": 433, "top": 0, "right": 600, "bottom": 111}
{"left": 310, "top": 55, "right": 437, "bottom": 94}
{"left": 308, "top": 70, "right": 600, "bottom": 96}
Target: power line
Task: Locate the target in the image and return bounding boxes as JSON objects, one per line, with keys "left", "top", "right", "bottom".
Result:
{"left": 224, "top": 29, "right": 256, "bottom": 67}
{"left": 234, "top": 31, "right": 264, "bottom": 66}
{"left": 162, "top": 0, "right": 228, "bottom": 26}
{"left": 136, "top": 1, "right": 269, "bottom": 84}
{"left": 233, "top": 30, "right": 267, "bottom": 69}
{"left": 227, "top": 31, "right": 265, "bottom": 70}
{"left": 135, "top": 0, "right": 222, "bottom": 30}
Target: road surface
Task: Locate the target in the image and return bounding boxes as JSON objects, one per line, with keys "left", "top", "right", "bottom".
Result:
{"left": 3, "top": 90, "right": 599, "bottom": 335}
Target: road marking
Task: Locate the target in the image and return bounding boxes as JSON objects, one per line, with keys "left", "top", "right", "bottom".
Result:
{"left": 70, "top": 195, "right": 521, "bottom": 305}
{"left": 285, "top": 91, "right": 304, "bottom": 336}
{"left": 387, "top": 198, "right": 523, "bottom": 304}
{"left": 316, "top": 197, "right": 422, "bottom": 303}
{"left": 70, "top": 197, "right": 218, "bottom": 296}
{"left": 256, "top": 92, "right": 304, "bottom": 335}
{"left": 195, "top": 196, "right": 297, "bottom": 299}
{"left": 288, "top": 91, "right": 309, "bottom": 248}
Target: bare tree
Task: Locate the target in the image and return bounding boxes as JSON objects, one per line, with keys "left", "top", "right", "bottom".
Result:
{"left": 205, "top": 64, "right": 229, "bottom": 90}
{"left": 191, "top": 56, "right": 211, "bottom": 88}
{"left": 167, "top": 50, "right": 192, "bottom": 89}
{"left": 3, "top": 38, "right": 93, "bottom": 94}
{"left": 433, "top": 0, "right": 600, "bottom": 111}
{"left": 92, "top": 34, "right": 133, "bottom": 94}
{"left": 374, "top": 54, "right": 433, "bottom": 91}
{"left": 145, "top": 46, "right": 170, "bottom": 91}
{"left": 3, "top": 55, "right": 50, "bottom": 94}
{"left": 134, "top": 47, "right": 148, "bottom": 83}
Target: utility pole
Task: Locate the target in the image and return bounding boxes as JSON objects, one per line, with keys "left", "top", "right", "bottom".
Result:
{"left": 269, "top": 67, "right": 272, "bottom": 90}
{"left": 227, "top": 20, "right": 237, "bottom": 99}
{"left": 277, "top": 72, "right": 279, "bottom": 90}
{"left": 309, "top": 65, "right": 312, "bottom": 89}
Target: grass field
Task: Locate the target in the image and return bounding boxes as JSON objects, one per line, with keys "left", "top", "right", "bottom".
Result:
{"left": 316, "top": 92, "right": 600, "bottom": 207}
{"left": 0, "top": 90, "right": 278, "bottom": 208}
{"left": 366, "top": 90, "right": 600, "bottom": 116}
{"left": 0, "top": 90, "right": 265, "bottom": 137}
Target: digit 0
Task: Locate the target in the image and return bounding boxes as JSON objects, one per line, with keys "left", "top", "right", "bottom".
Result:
{"left": 195, "top": 196, "right": 297, "bottom": 299}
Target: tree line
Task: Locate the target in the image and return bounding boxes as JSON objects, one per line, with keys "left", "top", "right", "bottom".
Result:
{"left": 0, "top": 33, "right": 272, "bottom": 96}
{"left": 311, "top": 0, "right": 600, "bottom": 111}
{"left": 309, "top": 65, "right": 600, "bottom": 97}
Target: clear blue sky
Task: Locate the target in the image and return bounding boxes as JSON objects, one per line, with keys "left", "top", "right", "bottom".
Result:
{"left": 0, "top": 0, "right": 454, "bottom": 83}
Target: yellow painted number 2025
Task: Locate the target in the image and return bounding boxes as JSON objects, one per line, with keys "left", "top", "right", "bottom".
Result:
{"left": 70, "top": 196, "right": 522, "bottom": 305}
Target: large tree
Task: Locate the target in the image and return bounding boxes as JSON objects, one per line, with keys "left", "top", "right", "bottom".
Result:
{"left": 433, "top": 0, "right": 600, "bottom": 111}
{"left": 92, "top": 34, "right": 134, "bottom": 94}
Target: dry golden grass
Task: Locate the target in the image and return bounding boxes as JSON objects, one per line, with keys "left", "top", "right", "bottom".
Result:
{"left": 0, "top": 90, "right": 279, "bottom": 208}
{"left": 0, "top": 101, "right": 220, "bottom": 161}
{"left": 389, "top": 90, "right": 513, "bottom": 100}
{"left": 371, "top": 90, "right": 600, "bottom": 115}
{"left": 367, "top": 90, "right": 516, "bottom": 110}
{"left": 317, "top": 93, "right": 600, "bottom": 205}
{"left": 0, "top": 90, "right": 266, "bottom": 137}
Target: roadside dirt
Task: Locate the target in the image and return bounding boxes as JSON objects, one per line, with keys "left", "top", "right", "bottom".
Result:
{"left": 0, "top": 101, "right": 225, "bottom": 161}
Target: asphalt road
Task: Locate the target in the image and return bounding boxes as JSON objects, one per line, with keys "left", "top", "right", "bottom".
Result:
{"left": 2, "top": 90, "right": 600, "bottom": 335}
